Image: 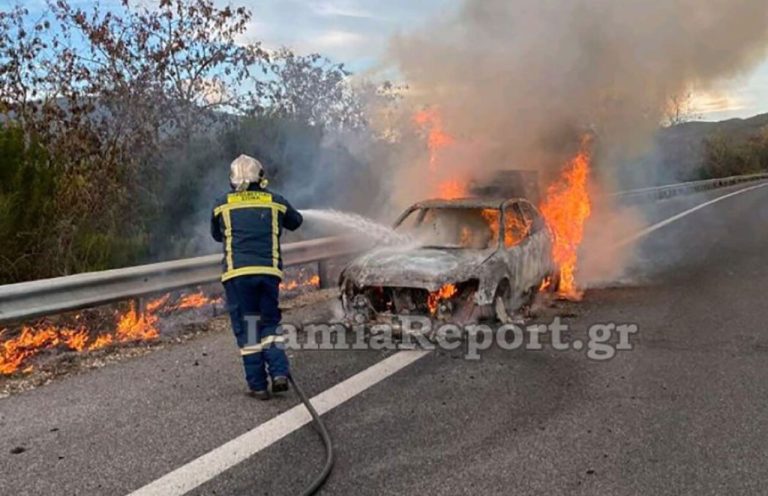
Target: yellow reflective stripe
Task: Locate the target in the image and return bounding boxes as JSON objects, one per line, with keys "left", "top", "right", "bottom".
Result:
{"left": 239, "top": 335, "right": 286, "bottom": 355}
{"left": 222, "top": 266, "right": 284, "bottom": 282}
{"left": 240, "top": 344, "right": 264, "bottom": 356}
{"left": 214, "top": 202, "right": 287, "bottom": 216}
{"left": 271, "top": 206, "right": 279, "bottom": 268}
{"left": 228, "top": 191, "right": 273, "bottom": 204}
{"left": 222, "top": 210, "right": 234, "bottom": 272}
{"left": 214, "top": 197, "right": 287, "bottom": 280}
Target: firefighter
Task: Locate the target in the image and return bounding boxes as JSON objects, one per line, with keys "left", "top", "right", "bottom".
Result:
{"left": 211, "top": 155, "right": 303, "bottom": 400}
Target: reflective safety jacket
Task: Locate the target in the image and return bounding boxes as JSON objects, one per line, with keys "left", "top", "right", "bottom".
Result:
{"left": 210, "top": 186, "right": 303, "bottom": 282}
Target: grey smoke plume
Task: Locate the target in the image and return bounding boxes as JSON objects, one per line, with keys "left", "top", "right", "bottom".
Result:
{"left": 385, "top": 0, "right": 768, "bottom": 287}
{"left": 389, "top": 0, "right": 768, "bottom": 186}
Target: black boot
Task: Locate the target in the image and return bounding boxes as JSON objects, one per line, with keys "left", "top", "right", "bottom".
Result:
{"left": 249, "top": 389, "right": 271, "bottom": 401}
{"left": 272, "top": 376, "right": 289, "bottom": 394}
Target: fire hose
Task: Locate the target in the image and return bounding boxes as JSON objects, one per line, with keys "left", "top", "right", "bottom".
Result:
{"left": 288, "top": 374, "right": 335, "bottom": 495}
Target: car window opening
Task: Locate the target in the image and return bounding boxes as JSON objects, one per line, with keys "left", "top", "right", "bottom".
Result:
{"left": 397, "top": 207, "right": 499, "bottom": 249}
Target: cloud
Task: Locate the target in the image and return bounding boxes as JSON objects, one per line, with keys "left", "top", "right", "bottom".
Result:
{"left": 311, "top": 30, "right": 369, "bottom": 49}
{"left": 690, "top": 91, "right": 747, "bottom": 115}
{"left": 310, "top": 1, "right": 378, "bottom": 20}
{"left": 691, "top": 60, "right": 768, "bottom": 120}
{"left": 231, "top": 0, "right": 457, "bottom": 64}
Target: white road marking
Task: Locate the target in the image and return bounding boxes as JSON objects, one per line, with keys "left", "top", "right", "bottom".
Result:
{"left": 127, "top": 350, "right": 429, "bottom": 496}
{"left": 129, "top": 180, "right": 768, "bottom": 496}
{"left": 614, "top": 181, "right": 768, "bottom": 248}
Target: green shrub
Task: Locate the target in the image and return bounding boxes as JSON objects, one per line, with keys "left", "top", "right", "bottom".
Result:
{"left": 0, "top": 124, "right": 149, "bottom": 283}
{"left": 698, "top": 129, "right": 768, "bottom": 179}
{"left": 0, "top": 125, "right": 58, "bottom": 282}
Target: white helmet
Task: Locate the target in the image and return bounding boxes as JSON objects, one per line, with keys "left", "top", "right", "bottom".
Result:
{"left": 230, "top": 154, "right": 267, "bottom": 192}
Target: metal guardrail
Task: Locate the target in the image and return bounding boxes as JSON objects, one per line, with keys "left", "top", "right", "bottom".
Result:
{"left": 611, "top": 173, "right": 768, "bottom": 203}
{"left": 2, "top": 173, "right": 767, "bottom": 326}
{"left": 0, "top": 235, "right": 366, "bottom": 325}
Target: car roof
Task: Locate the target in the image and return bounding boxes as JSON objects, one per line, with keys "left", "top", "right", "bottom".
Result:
{"left": 412, "top": 197, "right": 531, "bottom": 210}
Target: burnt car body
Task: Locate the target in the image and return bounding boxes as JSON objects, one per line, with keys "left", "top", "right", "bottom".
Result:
{"left": 339, "top": 198, "right": 558, "bottom": 324}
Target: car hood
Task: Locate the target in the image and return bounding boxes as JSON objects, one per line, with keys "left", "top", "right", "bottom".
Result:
{"left": 341, "top": 246, "right": 493, "bottom": 291}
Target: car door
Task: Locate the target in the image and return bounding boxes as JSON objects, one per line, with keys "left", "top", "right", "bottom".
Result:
{"left": 498, "top": 202, "right": 528, "bottom": 303}
{"left": 517, "top": 201, "right": 553, "bottom": 283}
{"left": 504, "top": 201, "right": 540, "bottom": 290}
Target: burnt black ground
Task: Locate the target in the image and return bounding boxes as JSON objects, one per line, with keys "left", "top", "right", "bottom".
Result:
{"left": 2, "top": 183, "right": 768, "bottom": 496}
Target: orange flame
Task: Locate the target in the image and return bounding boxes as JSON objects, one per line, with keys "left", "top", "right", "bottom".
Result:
{"left": 174, "top": 292, "right": 211, "bottom": 310}
{"left": 280, "top": 274, "right": 321, "bottom": 292}
{"left": 62, "top": 329, "right": 89, "bottom": 352}
{"left": 0, "top": 290, "right": 222, "bottom": 376}
{"left": 0, "top": 327, "right": 60, "bottom": 375}
{"left": 427, "top": 284, "right": 458, "bottom": 314}
{"left": 414, "top": 108, "right": 468, "bottom": 199}
{"left": 480, "top": 209, "right": 532, "bottom": 248}
{"left": 115, "top": 302, "right": 160, "bottom": 342}
{"left": 147, "top": 294, "right": 171, "bottom": 312}
{"left": 539, "top": 138, "right": 593, "bottom": 300}
{"left": 504, "top": 213, "right": 532, "bottom": 248}
{"left": 438, "top": 180, "right": 468, "bottom": 200}
{"left": 482, "top": 209, "right": 501, "bottom": 245}
{"left": 89, "top": 334, "right": 115, "bottom": 352}
{"left": 413, "top": 108, "right": 455, "bottom": 173}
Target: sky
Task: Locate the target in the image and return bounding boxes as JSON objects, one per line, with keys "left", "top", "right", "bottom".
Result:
{"left": 6, "top": 0, "right": 768, "bottom": 122}
{"left": 233, "top": 0, "right": 452, "bottom": 72}
{"left": 234, "top": 0, "right": 768, "bottom": 122}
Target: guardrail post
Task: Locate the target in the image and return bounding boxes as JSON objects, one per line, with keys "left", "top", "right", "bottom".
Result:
{"left": 134, "top": 297, "right": 145, "bottom": 317}
{"left": 317, "top": 260, "right": 332, "bottom": 289}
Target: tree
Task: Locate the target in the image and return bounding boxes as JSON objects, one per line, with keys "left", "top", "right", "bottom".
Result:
{"left": 0, "top": 0, "right": 395, "bottom": 280}
{"left": 38, "top": 0, "right": 275, "bottom": 162}
{"left": 265, "top": 49, "right": 365, "bottom": 130}
{"left": 0, "top": 0, "right": 272, "bottom": 280}
{"left": 664, "top": 92, "right": 701, "bottom": 127}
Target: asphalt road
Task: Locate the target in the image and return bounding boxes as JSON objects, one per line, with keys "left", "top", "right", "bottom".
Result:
{"left": 3, "top": 183, "right": 768, "bottom": 496}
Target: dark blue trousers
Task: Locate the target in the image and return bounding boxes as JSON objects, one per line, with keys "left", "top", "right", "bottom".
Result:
{"left": 223, "top": 275, "right": 290, "bottom": 391}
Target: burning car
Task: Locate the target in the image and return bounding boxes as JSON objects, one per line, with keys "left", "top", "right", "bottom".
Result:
{"left": 339, "top": 197, "right": 558, "bottom": 324}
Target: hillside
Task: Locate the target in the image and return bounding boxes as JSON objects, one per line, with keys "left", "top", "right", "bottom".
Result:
{"left": 655, "top": 112, "right": 768, "bottom": 181}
